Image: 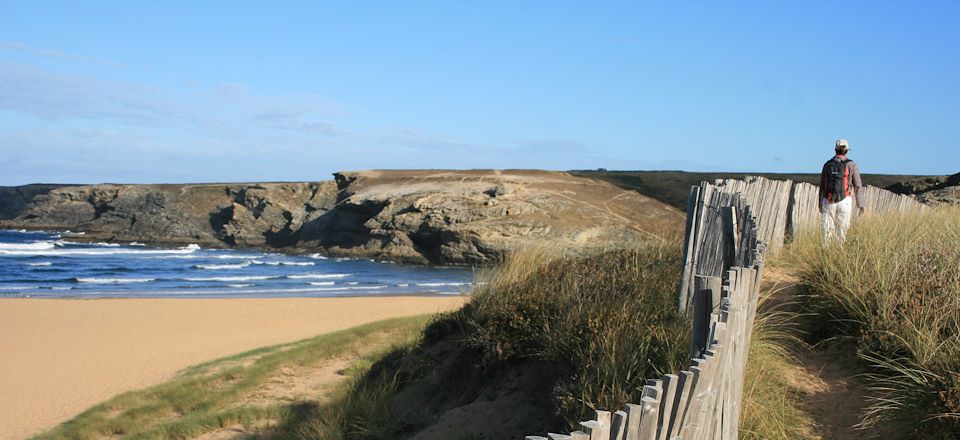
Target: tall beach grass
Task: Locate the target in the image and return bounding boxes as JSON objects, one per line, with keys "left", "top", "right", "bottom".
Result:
{"left": 459, "top": 241, "right": 691, "bottom": 427}
{"left": 788, "top": 206, "right": 960, "bottom": 437}
{"left": 301, "top": 239, "right": 818, "bottom": 438}
{"left": 738, "top": 282, "right": 816, "bottom": 440}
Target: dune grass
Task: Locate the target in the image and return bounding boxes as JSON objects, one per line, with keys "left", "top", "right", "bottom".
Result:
{"left": 284, "top": 241, "right": 693, "bottom": 437}
{"left": 40, "top": 235, "right": 838, "bottom": 439}
{"left": 35, "top": 315, "right": 434, "bottom": 440}
{"left": 738, "top": 282, "right": 816, "bottom": 440}
{"left": 459, "top": 242, "right": 692, "bottom": 427}
{"left": 290, "top": 241, "right": 818, "bottom": 439}
{"left": 787, "top": 206, "right": 960, "bottom": 438}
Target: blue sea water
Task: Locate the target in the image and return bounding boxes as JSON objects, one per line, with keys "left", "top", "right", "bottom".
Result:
{"left": 0, "top": 230, "right": 475, "bottom": 298}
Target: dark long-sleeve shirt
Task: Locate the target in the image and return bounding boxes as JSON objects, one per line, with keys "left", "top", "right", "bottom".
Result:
{"left": 819, "top": 156, "right": 865, "bottom": 208}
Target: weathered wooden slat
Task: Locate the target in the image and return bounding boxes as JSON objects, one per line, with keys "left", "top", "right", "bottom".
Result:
{"left": 611, "top": 410, "right": 628, "bottom": 440}
{"left": 676, "top": 360, "right": 708, "bottom": 438}
{"left": 637, "top": 396, "right": 661, "bottom": 440}
{"left": 656, "top": 374, "right": 679, "bottom": 440}
{"left": 698, "top": 346, "right": 721, "bottom": 439}
{"left": 595, "top": 410, "right": 611, "bottom": 440}
{"left": 666, "top": 370, "right": 693, "bottom": 439}
{"left": 624, "top": 403, "right": 643, "bottom": 440}
{"left": 580, "top": 421, "right": 600, "bottom": 439}
{"left": 691, "top": 275, "right": 722, "bottom": 357}
{"left": 678, "top": 185, "right": 702, "bottom": 313}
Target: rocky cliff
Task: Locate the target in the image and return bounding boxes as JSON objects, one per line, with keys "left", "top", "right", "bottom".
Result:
{"left": 886, "top": 172, "right": 960, "bottom": 205}
{"left": 0, "top": 170, "right": 683, "bottom": 264}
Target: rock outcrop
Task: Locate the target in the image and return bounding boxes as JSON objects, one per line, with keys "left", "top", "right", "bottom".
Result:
{"left": 886, "top": 172, "right": 960, "bottom": 206}
{"left": 0, "top": 170, "right": 683, "bottom": 264}
{"left": 1, "top": 182, "right": 339, "bottom": 248}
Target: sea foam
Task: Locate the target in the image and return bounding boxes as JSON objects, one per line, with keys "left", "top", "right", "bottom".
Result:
{"left": 286, "top": 273, "right": 351, "bottom": 279}
{"left": 251, "top": 260, "right": 315, "bottom": 266}
{"left": 75, "top": 277, "right": 155, "bottom": 284}
{"left": 194, "top": 262, "right": 252, "bottom": 270}
{"left": 184, "top": 275, "right": 277, "bottom": 282}
{"left": 0, "top": 241, "right": 57, "bottom": 251}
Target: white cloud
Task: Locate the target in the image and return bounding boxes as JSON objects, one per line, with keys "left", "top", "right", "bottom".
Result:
{"left": 0, "top": 61, "right": 343, "bottom": 139}
{"left": 0, "top": 42, "right": 120, "bottom": 66}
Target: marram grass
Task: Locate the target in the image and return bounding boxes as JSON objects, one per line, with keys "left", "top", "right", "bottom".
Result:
{"left": 787, "top": 206, "right": 960, "bottom": 438}
{"left": 41, "top": 234, "right": 839, "bottom": 439}
{"left": 738, "top": 283, "right": 816, "bottom": 440}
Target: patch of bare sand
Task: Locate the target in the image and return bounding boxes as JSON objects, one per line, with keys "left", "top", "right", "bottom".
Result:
{"left": 191, "top": 422, "right": 274, "bottom": 440}
{"left": 785, "top": 342, "right": 870, "bottom": 440}
{"left": 0, "top": 296, "right": 467, "bottom": 440}
{"left": 187, "top": 334, "right": 397, "bottom": 439}
{"left": 762, "top": 266, "right": 872, "bottom": 440}
{"left": 236, "top": 336, "right": 386, "bottom": 408}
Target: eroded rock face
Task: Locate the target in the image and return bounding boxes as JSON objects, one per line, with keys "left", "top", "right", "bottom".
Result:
{"left": 886, "top": 172, "right": 960, "bottom": 206}
{"left": 0, "top": 170, "right": 683, "bottom": 264}
{"left": 298, "top": 170, "right": 683, "bottom": 264}
{"left": 2, "top": 182, "right": 338, "bottom": 247}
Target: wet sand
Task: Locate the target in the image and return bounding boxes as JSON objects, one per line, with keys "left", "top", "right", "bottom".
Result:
{"left": 0, "top": 296, "right": 468, "bottom": 440}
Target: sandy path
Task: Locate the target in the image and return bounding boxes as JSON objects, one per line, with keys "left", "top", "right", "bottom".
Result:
{"left": 762, "top": 267, "right": 870, "bottom": 439}
{"left": 0, "top": 296, "right": 468, "bottom": 440}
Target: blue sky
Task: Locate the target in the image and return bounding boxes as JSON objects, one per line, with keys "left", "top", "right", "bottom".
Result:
{"left": 1, "top": 1, "right": 958, "bottom": 184}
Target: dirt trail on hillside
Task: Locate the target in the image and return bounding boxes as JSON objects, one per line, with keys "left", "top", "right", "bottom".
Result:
{"left": 762, "top": 268, "right": 871, "bottom": 439}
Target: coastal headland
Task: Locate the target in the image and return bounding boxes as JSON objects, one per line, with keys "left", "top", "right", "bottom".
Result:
{"left": 0, "top": 170, "right": 683, "bottom": 265}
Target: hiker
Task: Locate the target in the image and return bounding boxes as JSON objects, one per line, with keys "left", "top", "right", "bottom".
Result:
{"left": 819, "top": 138, "right": 866, "bottom": 244}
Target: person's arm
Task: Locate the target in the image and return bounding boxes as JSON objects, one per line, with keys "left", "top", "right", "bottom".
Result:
{"left": 849, "top": 161, "right": 866, "bottom": 214}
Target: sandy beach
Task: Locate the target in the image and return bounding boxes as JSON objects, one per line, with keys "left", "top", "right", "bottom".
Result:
{"left": 0, "top": 296, "right": 468, "bottom": 440}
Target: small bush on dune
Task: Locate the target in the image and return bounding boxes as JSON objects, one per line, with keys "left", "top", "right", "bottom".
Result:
{"left": 458, "top": 240, "right": 690, "bottom": 427}
{"left": 788, "top": 206, "right": 960, "bottom": 437}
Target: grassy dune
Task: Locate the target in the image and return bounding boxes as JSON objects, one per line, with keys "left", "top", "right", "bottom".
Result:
{"left": 48, "top": 205, "right": 960, "bottom": 438}
{"left": 36, "top": 316, "right": 434, "bottom": 440}
{"left": 41, "top": 239, "right": 815, "bottom": 439}
{"left": 788, "top": 206, "right": 960, "bottom": 438}
{"left": 287, "top": 239, "right": 813, "bottom": 439}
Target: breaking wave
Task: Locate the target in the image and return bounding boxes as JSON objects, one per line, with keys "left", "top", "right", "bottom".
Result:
{"left": 194, "top": 262, "right": 252, "bottom": 270}
{"left": 250, "top": 260, "right": 315, "bottom": 266}
{"left": 75, "top": 277, "right": 156, "bottom": 284}
{"left": 286, "top": 273, "right": 351, "bottom": 280}
{"left": 183, "top": 275, "right": 278, "bottom": 282}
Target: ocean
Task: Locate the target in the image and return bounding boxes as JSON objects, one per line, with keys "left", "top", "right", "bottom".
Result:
{"left": 0, "top": 229, "right": 475, "bottom": 298}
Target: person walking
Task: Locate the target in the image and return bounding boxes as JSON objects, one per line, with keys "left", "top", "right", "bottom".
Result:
{"left": 819, "top": 138, "right": 866, "bottom": 244}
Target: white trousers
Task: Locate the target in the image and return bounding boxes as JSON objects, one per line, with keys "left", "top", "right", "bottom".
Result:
{"left": 822, "top": 196, "right": 852, "bottom": 245}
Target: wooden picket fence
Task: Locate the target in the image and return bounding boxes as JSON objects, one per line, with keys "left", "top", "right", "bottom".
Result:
{"left": 524, "top": 176, "right": 923, "bottom": 440}
{"left": 526, "top": 181, "right": 766, "bottom": 440}
{"left": 786, "top": 179, "right": 926, "bottom": 240}
{"left": 714, "top": 176, "right": 925, "bottom": 257}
